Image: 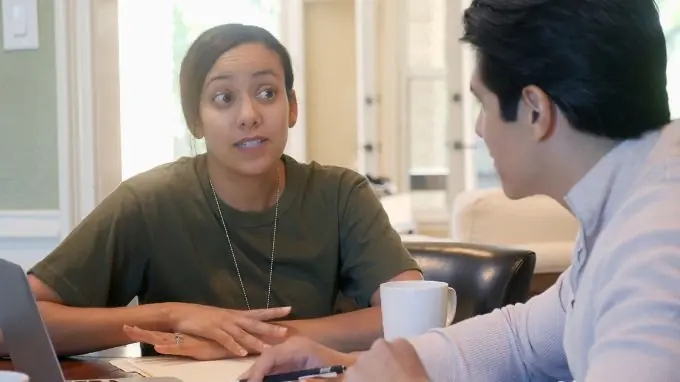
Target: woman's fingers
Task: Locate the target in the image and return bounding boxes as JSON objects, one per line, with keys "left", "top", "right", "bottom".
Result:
{"left": 223, "top": 323, "right": 269, "bottom": 354}
{"left": 163, "top": 305, "right": 291, "bottom": 357}
{"left": 123, "top": 326, "right": 238, "bottom": 361}
{"left": 123, "top": 325, "right": 175, "bottom": 346}
{"left": 242, "top": 306, "right": 292, "bottom": 321}
{"left": 208, "top": 326, "right": 249, "bottom": 357}
{"left": 153, "top": 335, "right": 234, "bottom": 361}
{"left": 234, "top": 315, "right": 289, "bottom": 338}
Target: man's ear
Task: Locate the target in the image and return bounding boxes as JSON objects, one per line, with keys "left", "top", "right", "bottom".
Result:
{"left": 521, "top": 85, "right": 555, "bottom": 142}
{"left": 287, "top": 89, "right": 298, "bottom": 128}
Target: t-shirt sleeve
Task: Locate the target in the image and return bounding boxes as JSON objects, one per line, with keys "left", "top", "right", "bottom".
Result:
{"left": 338, "top": 176, "right": 421, "bottom": 308}
{"left": 28, "top": 183, "right": 149, "bottom": 308}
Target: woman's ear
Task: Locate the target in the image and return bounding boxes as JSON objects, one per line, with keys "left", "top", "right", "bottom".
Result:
{"left": 191, "top": 119, "right": 204, "bottom": 139}
{"left": 287, "top": 89, "right": 298, "bottom": 128}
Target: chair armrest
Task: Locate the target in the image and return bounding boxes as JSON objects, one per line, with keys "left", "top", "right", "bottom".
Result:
{"left": 507, "top": 241, "right": 573, "bottom": 274}
{"left": 404, "top": 241, "right": 536, "bottom": 322}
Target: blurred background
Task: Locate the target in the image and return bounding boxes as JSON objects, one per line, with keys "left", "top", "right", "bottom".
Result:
{"left": 0, "top": 0, "right": 678, "bottom": 268}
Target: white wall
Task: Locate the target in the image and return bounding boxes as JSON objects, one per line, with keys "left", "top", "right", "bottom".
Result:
{"left": 303, "top": 0, "right": 402, "bottom": 184}
{"left": 0, "top": 211, "right": 61, "bottom": 269}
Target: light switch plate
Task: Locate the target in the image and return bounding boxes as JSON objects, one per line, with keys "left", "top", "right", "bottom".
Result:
{"left": 2, "top": 0, "right": 39, "bottom": 51}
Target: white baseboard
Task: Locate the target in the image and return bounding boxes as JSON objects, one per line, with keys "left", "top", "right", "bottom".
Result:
{"left": 0, "top": 210, "right": 61, "bottom": 269}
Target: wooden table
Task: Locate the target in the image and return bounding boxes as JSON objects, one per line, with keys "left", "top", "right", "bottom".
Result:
{"left": 0, "top": 345, "right": 142, "bottom": 379}
{"left": 0, "top": 357, "right": 138, "bottom": 379}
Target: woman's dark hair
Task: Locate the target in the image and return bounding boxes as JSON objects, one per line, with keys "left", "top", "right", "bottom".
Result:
{"left": 179, "top": 23, "right": 294, "bottom": 134}
{"left": 461, "top": 0, "right": 671, "bottom": 139}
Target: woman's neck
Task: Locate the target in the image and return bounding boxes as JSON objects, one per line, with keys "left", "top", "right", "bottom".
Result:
{"left": 206, "top": 156, "right": 285, "bottom": 212}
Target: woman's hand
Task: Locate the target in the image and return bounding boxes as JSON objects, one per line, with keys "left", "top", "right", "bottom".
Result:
{"left": 239, "top": 336, "right": 356, "bottom": 382}
{"left": 162, "top": 303, "right": 291, "bottom": 356}
{"left": 123, "top": 326, "right": 234, "bottom": 360}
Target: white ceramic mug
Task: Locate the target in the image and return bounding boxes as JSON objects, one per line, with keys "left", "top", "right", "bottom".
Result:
{"left": 380, "top": 280, "right": 457, "bottom": 341}
{"left": 0, "top": 371, "right": 29, "bottom": 382}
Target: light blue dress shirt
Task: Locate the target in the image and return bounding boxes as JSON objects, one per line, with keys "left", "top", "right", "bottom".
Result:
{"left": 409, "top": 120, "right": 680, "bottom": 381}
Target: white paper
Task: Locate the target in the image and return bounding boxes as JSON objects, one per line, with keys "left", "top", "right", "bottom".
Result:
{"left": 110, "top": 356, "right": 255, "bottom": 382}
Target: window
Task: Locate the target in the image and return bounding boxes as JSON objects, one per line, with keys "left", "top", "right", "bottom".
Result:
{"left": 117, "top": 0, "right": 281, "bottom": 180}
{"left": 403, "top": 0, "right": 449, "bottom": 215}
{"left": 403, "top": 0, "right": 499, "bottom": 220}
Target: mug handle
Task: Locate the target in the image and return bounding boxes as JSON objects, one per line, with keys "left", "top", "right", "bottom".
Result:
{"left": 446, "top": 287, "right": 458, "bottom": 326}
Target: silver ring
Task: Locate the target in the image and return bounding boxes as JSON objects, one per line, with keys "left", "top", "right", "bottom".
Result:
{"left": 174, "top": 333, "right": 184, "bottom": 345}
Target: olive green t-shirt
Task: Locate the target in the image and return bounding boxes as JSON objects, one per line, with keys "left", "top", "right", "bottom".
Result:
{"left": 29, "top": 154, "right": 419, "bottom": 320}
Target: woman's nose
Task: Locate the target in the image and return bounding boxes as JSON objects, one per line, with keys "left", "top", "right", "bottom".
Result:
{"left": 238, "top": 96, "right": 260, "bottom": 129}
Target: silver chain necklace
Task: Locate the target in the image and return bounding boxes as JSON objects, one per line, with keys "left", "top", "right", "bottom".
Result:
{"left": 209, "top": 172, "right": 279, "bottom": 310}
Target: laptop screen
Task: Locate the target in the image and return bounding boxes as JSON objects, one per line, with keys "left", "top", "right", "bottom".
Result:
{"left": 0, "top": 258, "right": 66, "bottom": 382}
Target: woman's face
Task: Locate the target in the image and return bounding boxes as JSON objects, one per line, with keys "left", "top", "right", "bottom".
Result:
{"left": 196, "top": 43, "right": 297, "bottom": 176}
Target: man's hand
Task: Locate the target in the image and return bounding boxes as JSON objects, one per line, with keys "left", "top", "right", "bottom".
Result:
{"left": 162, "top": 303, "right": 291, "bottom": 356}
{"left": 344, "top": 339, "right": 429, "bottom": 382}
{"left": 123, "top": 326, "right": 235, "bottom": 360}
{"left": 239, "top": 337, "right": 356, "bottom": 382}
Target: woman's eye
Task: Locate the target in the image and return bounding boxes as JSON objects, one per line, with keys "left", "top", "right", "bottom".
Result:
{"left": 257, "top": 89, "right": 276, "bottom": 100}
{"left": 213, "top": 92, "right": 232, "bottom": 104}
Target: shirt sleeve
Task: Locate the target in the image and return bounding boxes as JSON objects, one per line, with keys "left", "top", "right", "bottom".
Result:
{"left": 583, "top": 169, "right": 680, "bottom": 381}
{"left": 338, "top": 175, "right": 421, "bottom": 308}
{"left": 28, "top": 183, "right": 150, "bottom": 308}
{"left": 408, "top": 270, "right": 574, "bottom": 382}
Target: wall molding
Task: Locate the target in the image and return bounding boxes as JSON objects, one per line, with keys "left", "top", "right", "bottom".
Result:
{"left": 55, "top": 1, "right": 120, "bottom": 236}
{"left": 0, "top": 210, "right": 61, "bottom": 239}
{"left": 0, "top": 210, "right": 61, "bottom": 270}
{"left": 281, "top": 0, "right": 308, "bottom": 162}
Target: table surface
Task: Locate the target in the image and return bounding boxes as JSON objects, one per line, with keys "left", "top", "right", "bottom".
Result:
{"left": 0, "top": 345, "right": 141, "bottom": 379}
{"left": 0, "top": 357, "right": 138, "bottom": 379}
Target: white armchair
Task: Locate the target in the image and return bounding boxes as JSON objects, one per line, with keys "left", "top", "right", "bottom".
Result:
{"left": 451, "top": 188, "right": 578, "bottom": 275}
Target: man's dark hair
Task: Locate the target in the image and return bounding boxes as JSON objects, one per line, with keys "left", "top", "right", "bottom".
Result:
{"left": 179, "top": 23, "right": 294, "bottom": 135}
{"left": 461, "top": 0, "right": 671, "bottom": 139}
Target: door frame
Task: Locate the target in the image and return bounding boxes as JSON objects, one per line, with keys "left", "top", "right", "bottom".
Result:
{"left": 55, "top": 0, "right": 120, "bottom": 237}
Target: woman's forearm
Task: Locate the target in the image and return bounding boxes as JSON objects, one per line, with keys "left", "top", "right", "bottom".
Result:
{"left": 277, "top": 307, "right": 383, "bottom": 352}
{"left": 27, "top": 301, "right": 171, "bottom": 356}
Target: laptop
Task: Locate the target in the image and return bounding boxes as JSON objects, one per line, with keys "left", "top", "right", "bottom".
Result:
{"left": 0, "top": 258, "right": 181, "bottom": 382}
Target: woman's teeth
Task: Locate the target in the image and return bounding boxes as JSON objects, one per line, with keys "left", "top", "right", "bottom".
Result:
{"left": 237, "top": 139, "right": 264, "bottom": 148}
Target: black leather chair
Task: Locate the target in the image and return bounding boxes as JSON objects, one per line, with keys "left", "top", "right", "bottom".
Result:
{"left": 405, "top": 241, "right": 536, "bottom": 323}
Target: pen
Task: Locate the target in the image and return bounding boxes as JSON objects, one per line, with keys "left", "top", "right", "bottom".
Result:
{"left": 237, "top": 365, "right": 347, "bottom": 382}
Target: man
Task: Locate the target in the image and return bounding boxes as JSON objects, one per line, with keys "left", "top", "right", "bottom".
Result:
{"left": 239, "top": 0, "right": 680, "bottom": 380}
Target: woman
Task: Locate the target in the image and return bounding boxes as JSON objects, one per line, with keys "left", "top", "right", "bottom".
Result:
{"left": 6, "top": 23, "right": 421, "bottom": 360}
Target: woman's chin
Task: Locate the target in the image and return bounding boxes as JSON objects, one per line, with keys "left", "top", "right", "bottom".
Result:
{"left": 231, "top": 155, "right": 280, "bottom": 177}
